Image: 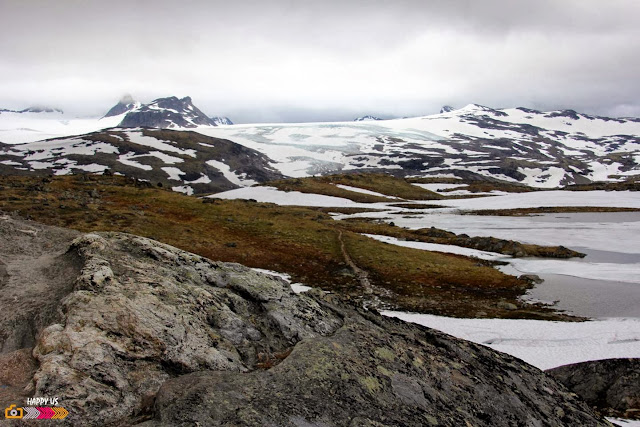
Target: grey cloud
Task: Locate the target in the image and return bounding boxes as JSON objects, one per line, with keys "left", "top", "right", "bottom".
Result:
{"left": 0, "top": 0, "right": 638, "bottom": 121}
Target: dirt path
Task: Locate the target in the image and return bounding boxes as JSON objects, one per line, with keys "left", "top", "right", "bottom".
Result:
{"left": 337, "top": 230, "right": 373, "bottom": 295}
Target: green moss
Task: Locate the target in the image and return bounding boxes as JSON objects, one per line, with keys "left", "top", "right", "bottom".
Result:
{"left": 374, "top": 347, "right": 396, "bottom": 362}
{"left": 358, "top": 376, "right": 382, "bottom": 394}
{"left": 267, "top": 173, "right": 444, "bottom": 202}
{"left": 376, "top": 365, "right": 393, "bottom": 377}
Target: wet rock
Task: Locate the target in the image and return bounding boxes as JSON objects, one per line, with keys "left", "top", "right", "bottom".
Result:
{"left": 520, "top": 274, "right": 544, "bottom": 284}
{"left": 497, "top": 301, "right": 518, "bottom": 311}
{"left": 546, "top": 358, "right": 640, "bottom": 419}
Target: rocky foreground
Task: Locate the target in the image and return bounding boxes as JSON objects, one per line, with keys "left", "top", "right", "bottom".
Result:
{"left": 0, "top": 214, "right": 610, "bottom": 426}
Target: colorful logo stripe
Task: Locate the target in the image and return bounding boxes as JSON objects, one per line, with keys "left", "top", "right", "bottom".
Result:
{"left": 9, "top": 406, "right": 69, "bottom": 420}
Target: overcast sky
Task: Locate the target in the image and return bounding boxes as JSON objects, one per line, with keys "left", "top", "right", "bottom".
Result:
{"left": 1, "top": 0, "right": 638, "bottom": 122}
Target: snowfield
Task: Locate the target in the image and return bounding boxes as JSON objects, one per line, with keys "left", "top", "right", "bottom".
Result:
{"left": 3, "top": 103, "right": 639, "bottom": 187}
{"left": 0, "top": 110, "right": 125, "bottom": 144}
{"left": 383, "top": 311, "right": 640, "bottom": 371}
{"left": 434, "top": 190, "right": 640, "bottom": 211}
{"left": 210, "top": 186, "right": 383, "bottom": 208}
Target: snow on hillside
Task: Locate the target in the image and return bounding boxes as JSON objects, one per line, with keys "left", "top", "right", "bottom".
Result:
{"left": 195, "top": 106, "right": 640, "bottom": 187}
{"left": 0, "top": 110, "right": 124, "bottom": 144}
{"left": 0, "top": 128, "right": 282, "bottom": 194}
{"left": 210, "top": 186, "right": 379, "bottom": 208}
{"left": 2, "top": 102, "right": 638, "bottom": 187}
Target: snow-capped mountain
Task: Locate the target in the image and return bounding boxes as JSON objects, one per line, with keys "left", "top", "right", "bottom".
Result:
{"left": 210, "top": 116, "right": 233, "bottom": 126}
{"left": 354, "top": 115, "right": 382, "bottom": 121}
{"left": 0, "top": 128, "right": 282, "bottom": 194}
{"left": 0, "top": 96, "right": 225, "bottom": 144}
{"left": 440, "top": 105, "right": 454, "bottom": 114}
{"left": 195, "top": 104, "right": 640, "bottom": 187}
{"left": 103, "top": 94, "right": 141, "bottom": 118}
{"left": 0, "top": 108, "right": 123, "bottom": 145}
{"left": 119, "top": 96, "right": 217, "bottom": 128}
{"left": 1, "top": 101, "right": 638, "bottom": 189}
{"left": 0, "top": 106, "right": 64, "bottom": 114}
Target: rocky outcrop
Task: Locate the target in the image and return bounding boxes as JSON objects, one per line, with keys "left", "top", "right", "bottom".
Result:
{"left": 354, "top": 115, "right": 383, "bottom": 121}
{"left": 0, "top": 216, "right": 608, "bottom": 426}
{"left": 414, "top": 226, "right": 585, "bottom": 258}
{"left": 25, "top": 232, "right": 341, "bottom": 425}
{"left": 210, "top": 116, "right": 233, "bottom": 125}
{"left": 547, "top": 358, "right": 640, "bottom": 419}
{"left": 148, "top": 310, "right": 605, "bottom": 427}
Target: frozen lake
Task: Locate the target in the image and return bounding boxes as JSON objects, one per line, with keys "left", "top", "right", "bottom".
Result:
{"left": 221, "top": 187, "right": 640, "bottom": 374}
{"left": 385, "top": 211, "right": 640, "bottom": 318}
{"left": 215, "top": 187, "right": 640, "bottom": 319}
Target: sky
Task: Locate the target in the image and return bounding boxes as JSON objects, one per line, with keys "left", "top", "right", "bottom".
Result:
{"left": 0, "top": 0, "right": 638, "bottom": 123}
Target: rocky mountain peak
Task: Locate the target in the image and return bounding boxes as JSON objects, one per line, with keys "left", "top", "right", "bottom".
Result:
{"left": 103, "top": 94, "right": 140, "bottom": 118}
{"left": 20, "top": 106, "right": 64, "bottom": 114}
{"left": 210, "top": 116, "right": 234, "bottom": 125}
{"left": 440, "top": 105, "right": 454, "bottom": 113}
{"left": 118, "top": 96, "right": 217, "bottom": 128}
{"left": 354, "top": 115, "right": 382, "bottom": 121}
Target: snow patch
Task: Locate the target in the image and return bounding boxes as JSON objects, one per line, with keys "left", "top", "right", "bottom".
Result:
{"left": 335, "top": 184, "right": 396, "bottom": 198}
{"left": 210, "top": 186, "right": 380, "bottom": 208}
{"left": 161, "top": 167, "right": 185, "bottom": 181}
{"left": 206, "top": 159, "right": 257, "bottom": 186}
{"left": 383, "top": 311, "right": 640, "bottom": 371}
{"left": 172, "top": 185, "right": 194, "bottom": 195}
{"left": 118, "top": 152, "right": 153, "bottom": 171}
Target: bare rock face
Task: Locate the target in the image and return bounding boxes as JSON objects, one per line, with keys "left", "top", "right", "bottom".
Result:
{"left": 150, "top": 311, "right": 606, "bottom": 427}
{"left": 30, "top": 232, "right": 342, "bottom": 425}
{"left": 546, "top": 358, "right": 640, "bottom": 419}
{"left": 0, "top": 213, "right": 81, "bottom": 354}
{"left": 0, "top": 216, "right": 608, "bottom": 426}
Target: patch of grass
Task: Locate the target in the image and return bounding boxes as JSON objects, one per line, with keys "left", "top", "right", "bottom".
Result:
{"left": 407, "top": 177, "right": 535, "bottom": 193}
{"left": 562, "top": 178, "right": 640, "bottom": 192}
{"left": 337, "top": 219, "right": 585, "bottom": 259}
{"left": 267, "top": 173, "right": 445, "bottom": 202}
{"left": 386, "top": 203, "right": 445, "bottom": 210}
{"left": 310, "top": 207, "right": 386, "bottom": 215}
{"left": 0, "top": 174, "right": 573, "bottom": 319}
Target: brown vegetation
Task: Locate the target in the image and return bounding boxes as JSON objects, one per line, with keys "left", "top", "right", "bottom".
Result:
{"left": 0, "top": 174, "right": 574, "bottom": 319}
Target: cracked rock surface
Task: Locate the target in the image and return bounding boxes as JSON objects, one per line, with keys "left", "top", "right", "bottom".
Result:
{"left": 0, "top": 215, "right": 608, "bottom": 426}
{"left": 547, "top": 358, "right": 640, "bottom": 419}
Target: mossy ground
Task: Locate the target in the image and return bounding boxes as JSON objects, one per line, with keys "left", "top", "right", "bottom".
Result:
{"left": 336, "top": 218, "right": 585, "bottom": 258}
{"left": 267, "top": 173, "right": 445, "bottom": 202}
{"left": 0, "top": 174, "right": 574, "bottom": 319}
{"left": 407, "top": 177, "right": 535, "bottom": 193}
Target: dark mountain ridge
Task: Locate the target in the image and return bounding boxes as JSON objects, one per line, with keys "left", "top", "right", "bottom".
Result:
{"left": 0, "top": 128, "right": 282, "bottom": 194}
{"left": 118, "top": 96, "right": 217, "bottom": 128}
